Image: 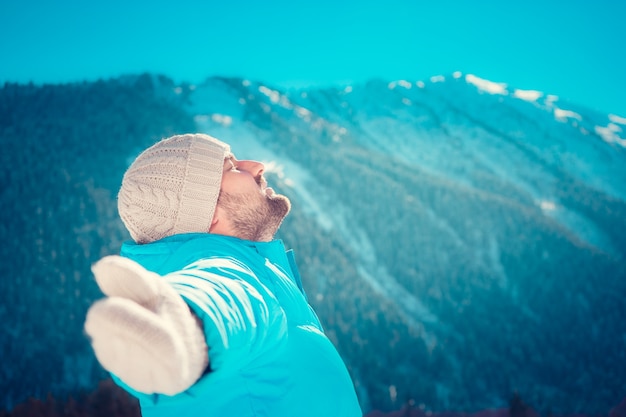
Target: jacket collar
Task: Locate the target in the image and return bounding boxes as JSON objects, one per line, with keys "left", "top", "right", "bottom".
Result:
{"left": 120, "top": 233, "right": 304, "bottom": 293}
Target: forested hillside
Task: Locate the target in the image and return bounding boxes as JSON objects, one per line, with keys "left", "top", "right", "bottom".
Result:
{"left": 0, "top": 74, "right": 195, "bottom": 408}
{"left": 1, "top": 73, "right": 624, "bottom": 414}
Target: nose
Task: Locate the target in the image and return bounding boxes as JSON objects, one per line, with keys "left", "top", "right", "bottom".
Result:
{"left": 237, "top": 160, "right": 264, "bottom": 178}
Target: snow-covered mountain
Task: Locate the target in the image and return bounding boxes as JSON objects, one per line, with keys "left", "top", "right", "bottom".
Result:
{"left": 182, "top": 73, "right": 626, "bottom": 412}
{"left": 0, "top": 73, "right": 624, "bottom": 414}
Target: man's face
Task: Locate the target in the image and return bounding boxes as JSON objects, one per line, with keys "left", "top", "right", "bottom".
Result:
{"left": 216, "top": 155, "right": 291, "bottom": 241}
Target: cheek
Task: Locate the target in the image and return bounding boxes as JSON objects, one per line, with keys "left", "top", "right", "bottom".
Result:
{"left": 225, "top": 176, "right": 260, "bottom": 195}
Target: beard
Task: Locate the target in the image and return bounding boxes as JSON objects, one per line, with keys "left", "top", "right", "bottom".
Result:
{"left": 216, "top": 189, "right": 291, "bottom": 242}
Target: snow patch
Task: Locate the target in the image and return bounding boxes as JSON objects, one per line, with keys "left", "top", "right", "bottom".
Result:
{"left": 258, "top": 85, "right": 294, "bottom": 109}
{"left": 261, "top": 160, "right": 286, "bottom": 180}
{"left": 194, "top": 114, "right": 233, "bottom": 127}
{"left": 211, "top": 114, "right": 233, "bottom": 127}
{"left": 453, "top": 71, "right": 462, "bottom": 79}
{"left": 539, "top": 200, "right": 556, "bottom": 211}
{"left": 388, "top": 80, "right": 411, "bottom": 89}
{"left": 294, "top": 106, "right": 312, "bottom": 121}
{"left": 397, "top": 80, "right": 412, "bottom": 89}
{"left": 595, "top": 125, "right": 626, "bottom": 147}
{"left": 545, "top": 95, "right": 559, "bottom": 107}
{"left": 465, "top": 74, "right": 508, "bottom": 95}
{"left": 554, "top": 107, "right": 582, "bottom": 123}
{"left": 259, "top": 85, "right": 280, "bottom": 104}
{"left": 416, "top": 81, "right": 425, "bottom": 88}
{"left": 514, "top": 89, "right": 543, "bottom": 102}
{"left": 609, "top": 114, "right": 626, "bottom": 125}
{"left": 430, "top": 75, "right": 445, "bottom": 83}
{"left": 535, "top": 197, "right": 617, "bottom": 254}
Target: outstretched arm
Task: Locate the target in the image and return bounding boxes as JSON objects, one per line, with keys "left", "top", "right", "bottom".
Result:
{"left": 84, "top": 256, "right": 209, "bottom": 395}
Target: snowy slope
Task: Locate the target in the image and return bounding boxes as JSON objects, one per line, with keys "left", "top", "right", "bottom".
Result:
{"left": 183, "top": 74, "right": 626, "bottom": 413}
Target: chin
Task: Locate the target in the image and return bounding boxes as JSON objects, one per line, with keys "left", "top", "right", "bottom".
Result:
{"left": 269, "top": 193, "right": 291, "bottom": 217}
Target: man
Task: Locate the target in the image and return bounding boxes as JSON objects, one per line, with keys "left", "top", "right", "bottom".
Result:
{"left": 84, "top": 133, "right": 363, "bottom": 417}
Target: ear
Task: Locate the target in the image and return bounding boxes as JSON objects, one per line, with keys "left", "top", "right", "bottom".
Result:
{"left": 208, "top": 204, "right": 225, "bottom": 234}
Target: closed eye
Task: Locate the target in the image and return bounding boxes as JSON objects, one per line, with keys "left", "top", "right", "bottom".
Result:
{"left": 226, "top": 157, "right": 239, "bottom": 171}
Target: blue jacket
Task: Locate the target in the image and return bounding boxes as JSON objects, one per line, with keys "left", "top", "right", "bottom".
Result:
{"left": 115, "top": 233, "right": 363, "bottom": 417}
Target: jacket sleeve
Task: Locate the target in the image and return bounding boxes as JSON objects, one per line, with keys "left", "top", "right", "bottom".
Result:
{"left": 163, "top": 256, "right": 288, "bottom": 375}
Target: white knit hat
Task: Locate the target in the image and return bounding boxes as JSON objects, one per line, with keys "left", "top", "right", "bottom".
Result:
{"left": 118, "top": 133, "right": 231, "bottom": 243}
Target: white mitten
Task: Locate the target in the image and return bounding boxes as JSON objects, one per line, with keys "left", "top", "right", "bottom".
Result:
{"left": 84, "top": 255, "right": 209, "bottom": 395}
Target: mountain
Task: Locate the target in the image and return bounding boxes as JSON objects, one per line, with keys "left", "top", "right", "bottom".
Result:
{"left": 0, "top": 72, "right": 624, "bottom": 414}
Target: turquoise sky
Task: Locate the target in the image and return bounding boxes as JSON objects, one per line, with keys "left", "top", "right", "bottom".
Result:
{"left": 1, "top": 0, "right": 624, "bottom": 116}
